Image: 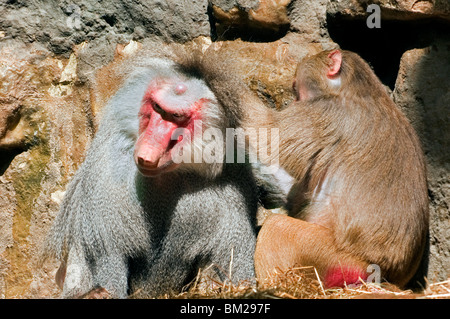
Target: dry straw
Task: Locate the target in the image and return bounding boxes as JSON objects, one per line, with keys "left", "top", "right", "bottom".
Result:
{"left": 151, "top": 267, "right": 450, "bottom": 300}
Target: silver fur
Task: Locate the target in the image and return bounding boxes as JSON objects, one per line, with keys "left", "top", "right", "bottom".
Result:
{"left": 41, "top": 56, "right": 284, "bottom": 298}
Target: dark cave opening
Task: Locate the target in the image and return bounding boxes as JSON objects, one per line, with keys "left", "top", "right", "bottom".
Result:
{"left": 207, "top": 4, "right": 289, "bottom": 43}
{"left": 0, "top": 148, "right": 24, "bottom": 176}
{"left": 327, "top": 14, "right": 450, "bottom": 90}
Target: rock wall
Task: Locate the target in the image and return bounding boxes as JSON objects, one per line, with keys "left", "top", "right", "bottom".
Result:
{"left": 0, "top": 0, "right": 448, "bottom": 298}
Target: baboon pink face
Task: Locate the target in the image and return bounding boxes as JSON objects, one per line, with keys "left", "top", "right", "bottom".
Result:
{"left": 134, "top": 79, "right": 207, "bottom": 177}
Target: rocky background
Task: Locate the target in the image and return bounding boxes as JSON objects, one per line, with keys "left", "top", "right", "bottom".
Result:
{"left": 0, "top": 0, "right": 448, "bottom": 298}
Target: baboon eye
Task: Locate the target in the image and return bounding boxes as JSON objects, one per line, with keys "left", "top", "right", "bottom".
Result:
{"left": 153, "top": 103, "right": 163, "bottom": 113}
{"left": 172, "top": 113, "right": 186, "bottom": 122}
{"left": 153, "top": 103, "right": 169, "bottom": 117}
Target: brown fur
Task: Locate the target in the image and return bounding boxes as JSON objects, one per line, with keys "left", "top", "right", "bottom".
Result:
{"left": 245, "top": 50, "right": 429, "bottom": 287}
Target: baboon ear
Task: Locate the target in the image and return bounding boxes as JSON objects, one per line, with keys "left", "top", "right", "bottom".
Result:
{"left": 327, "top": 50, "right": 342, "bottom": 77}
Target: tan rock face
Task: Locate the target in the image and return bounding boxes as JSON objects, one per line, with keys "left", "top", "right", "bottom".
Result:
{"left": 250, "top": 0, "right": 292, "bottom": 27}
{"left": 393, "top": 42, "right": 450, "bottom": 283}
{"left": 206, "top": 39, "right": 298, "bottom": 109}
{"left": 0, "top": 42, "right": 93, "bottom": 298}
{"left": 212, "top": 0, "right": 292, "bottom": 33}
